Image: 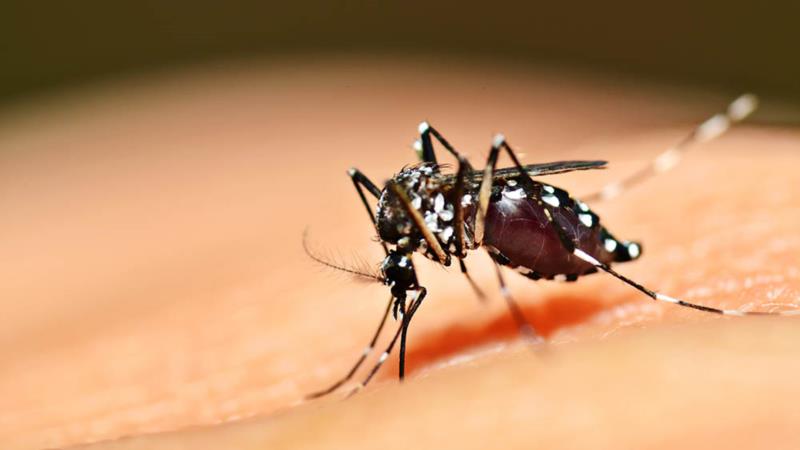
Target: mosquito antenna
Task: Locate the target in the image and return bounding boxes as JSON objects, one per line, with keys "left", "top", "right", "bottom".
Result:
{"left": 302, "top": 229, "right": 385, "bottom": 283}
{"left": 584, "top": 93, "right": 759, "bottom": 202}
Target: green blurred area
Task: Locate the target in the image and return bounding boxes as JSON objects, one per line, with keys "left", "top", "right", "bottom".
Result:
{"left": 2, "top": 1, "right": 799, "bottom": 106}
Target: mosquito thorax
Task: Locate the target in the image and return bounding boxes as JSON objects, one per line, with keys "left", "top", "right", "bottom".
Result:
{"left": 376, "top": 163, "right": 459, "bottom": 260}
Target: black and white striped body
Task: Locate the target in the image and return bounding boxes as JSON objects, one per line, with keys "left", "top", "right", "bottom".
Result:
{"left": 376, "top": 164, "right": 641, "bottom": 282}
{"left": 483, "top": 176, "right": 640, "bottom": 281}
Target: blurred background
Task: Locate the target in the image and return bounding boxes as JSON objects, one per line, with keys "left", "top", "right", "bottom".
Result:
{"left": 2, "top": 0, "right": 800, "bottom": 109}
{"left": 2, "top": 2, "right": 800, "bottom": 450}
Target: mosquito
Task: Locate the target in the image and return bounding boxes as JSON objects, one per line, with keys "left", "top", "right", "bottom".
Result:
{"left": 305, "top": 93, "right": 796, "bottom": 399}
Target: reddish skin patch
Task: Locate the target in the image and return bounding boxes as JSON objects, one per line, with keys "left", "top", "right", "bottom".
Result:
{"left": 386, "top": 293, "right": 610, "bottom": 378}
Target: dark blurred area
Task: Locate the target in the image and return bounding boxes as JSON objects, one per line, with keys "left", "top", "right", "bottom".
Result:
{"left": 2, "top": 0, "right": 799, "bottom": 107}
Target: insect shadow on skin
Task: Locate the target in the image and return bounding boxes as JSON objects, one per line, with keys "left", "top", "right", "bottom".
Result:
{"left": 304, "top": 93, "right": 800, "bottom": 399}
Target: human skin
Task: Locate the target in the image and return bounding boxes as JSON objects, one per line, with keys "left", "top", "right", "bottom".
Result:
{"left": 0, "top": 58, "right": 798, "bottom": 450}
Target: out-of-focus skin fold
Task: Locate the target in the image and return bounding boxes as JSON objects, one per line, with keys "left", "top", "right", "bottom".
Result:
{"left": 0, "top": 59, "right": 798, "bottom": 450}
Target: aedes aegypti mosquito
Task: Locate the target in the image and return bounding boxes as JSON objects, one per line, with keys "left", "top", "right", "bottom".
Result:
{"left": 305, "top": 94, "right": 798, "bottom": 399}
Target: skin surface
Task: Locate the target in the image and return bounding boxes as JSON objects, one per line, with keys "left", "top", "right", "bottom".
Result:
{"left": 0, "top": 58, "right": 798, "bottom": 450}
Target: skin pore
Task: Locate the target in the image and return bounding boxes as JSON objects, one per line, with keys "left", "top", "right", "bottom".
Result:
{"left": 0, "top": 59, "right": 798, "bottom": 450}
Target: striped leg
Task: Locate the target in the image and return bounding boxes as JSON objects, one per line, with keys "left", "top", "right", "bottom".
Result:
{"left": 413, "top": 123, "right": 485, "bottom": 299}
{"left": 583, "top": 94, "right": 758, "bottom": 203}
{"left": 491, "top": 259, "right": 543, "bottom": 343}
{"left": 304, "top": 170, "right": 396, "bottom": 399}
{"left": 348, "top": 168, "right": 389, "bottom": 255}
{"left": 475, "top": 135, "right": 547, "bottom": 341}
{"left": 572, "top": 248, "right": 800, "bottom": 316}
{"left": 479, "top": 134, "right": 581, "bottom": 253}
{"left": 348, "top": 288, "right": 427, "bottom": 396}
{"left": 414, "top": 121, "right": 473, "bottom": 168}
{"left": 306, "top": 295, "right": 394, "bottom": 399}
{"left": 452, "top": 155, "right": 486, "bottom": 301}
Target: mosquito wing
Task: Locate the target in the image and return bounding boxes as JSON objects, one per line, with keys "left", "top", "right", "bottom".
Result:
{"left": 448, "top": 160, "right": 607, "bottom": 183}
{"left": 495, "top": 160, "right": 607, "bottom": 178}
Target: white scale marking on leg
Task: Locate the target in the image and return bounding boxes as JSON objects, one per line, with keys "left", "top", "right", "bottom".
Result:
{"left": 418, "top": 121, "right": 430, "bottom": 134}
{"left": 378, "top": 352, "right": 389, "bottom": 363}
{"left": 654, "top": 147, "right": 681, "bottom": 173}
{"left": 601, "top": 182, "right": 623, "bottom": 200}
{"left": 728, "top": 94, "right": 758, "bottom": 121}
{"left": 696, "top": 114, "right": 730, "bottom": 142}
{"left": 362, "top": 346, "right": 373, "bottom": 357}
{"left": 493, "top": 133, "right": 506, "bottom": 149}
{"left": 655, "top": 293, "right": 680, "bottom": 304}
{"left": 573, "top": 248, "right": 601, "bottom": 266}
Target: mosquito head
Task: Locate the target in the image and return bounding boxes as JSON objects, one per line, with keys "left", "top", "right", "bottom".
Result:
{"left": 381, "top": 250, "right": 416, "bottom": 299}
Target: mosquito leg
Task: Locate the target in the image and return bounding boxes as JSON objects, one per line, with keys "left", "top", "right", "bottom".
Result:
{"left": 474, "top": 135, "right": 568, "bottom": 334}
{"left": 570, "top": 248, "right": 800, "bottom": 317}
{"left": 347, "top": 322, "right": 403, "bottom": 397}
{"left": 479, "top": 134, "right": 579, "bottom": 252}
{"left": 414, "top": 122, "right": 473, "bottom": 168}
{"left": 459, "top": 259, "right": 486, "bottom": 302}
{"left": 451, "top": 155, "right": 470, "bottom": 258}
{"left": 387, "top": 181, "right": 450, "bottom": 265}
{"left": 445, "top": 153, "right": 487, "bottom": 301}
{"left": 415, "top": 124, "right": 486, "bottom": 298}
{"left": 348, "top": 168, "right": 389, "bottom": 255}
{"left": 305, "top": 295, "right": 395, "bottom": 399}
{"left": 583, "top": 94, "right": 758, "bottom": 203}
{"left": 348, "top": 289, "right": 427, "bottom": 396}
{"left": 495, "top": 135, "right": 537, "bottom": 186}
{"left": 474, "top": 133, "right": 534, "bottom": 245}
{"left": 474, "top": 135, "right": 505, "bottom": 245}
{"left": 398, "top": 287, "right": 427, "bottom": 380}
{"left": 491, "top": 259, "right": 543, "bottom": 343}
